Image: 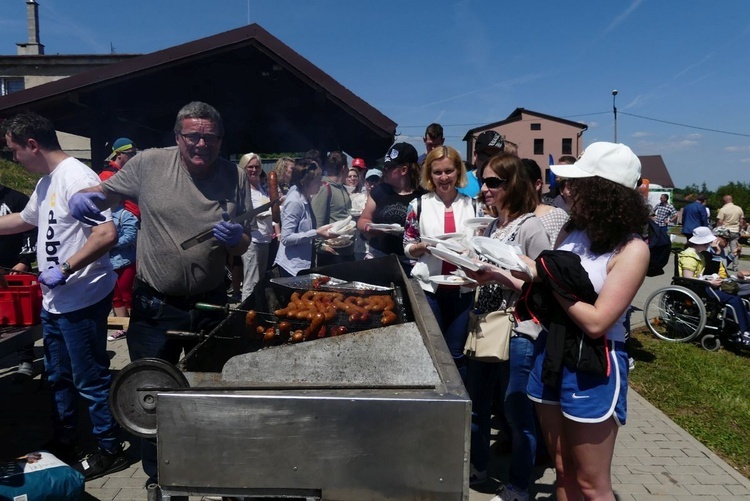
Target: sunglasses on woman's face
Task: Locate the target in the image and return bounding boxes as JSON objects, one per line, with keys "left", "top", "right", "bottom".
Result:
{"left": 480, "top": 177, "right": 508, "bottom": 189}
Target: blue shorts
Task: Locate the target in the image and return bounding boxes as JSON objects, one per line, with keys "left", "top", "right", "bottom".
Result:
{"left": 527, "top": 330, "right": 628, "bottom": 425}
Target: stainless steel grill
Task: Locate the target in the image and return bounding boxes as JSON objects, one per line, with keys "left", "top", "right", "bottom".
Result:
{"left": 111, "top": 256, "right": 471, "bottom": 500}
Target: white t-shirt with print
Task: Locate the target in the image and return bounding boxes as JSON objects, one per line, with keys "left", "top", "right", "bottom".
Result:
{"left": 21, "top": 157, "right": 116, "bottom": 314}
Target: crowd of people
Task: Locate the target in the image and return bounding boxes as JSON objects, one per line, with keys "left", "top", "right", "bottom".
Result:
{"left": 1, "top": 107, "right": 668, "bottom": 500}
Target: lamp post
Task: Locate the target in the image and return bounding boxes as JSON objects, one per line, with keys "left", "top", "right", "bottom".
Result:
{"left": 612, "top": 89, "right": 618, "bottom": 143}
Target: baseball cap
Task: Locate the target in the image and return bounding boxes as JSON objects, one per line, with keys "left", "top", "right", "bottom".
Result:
{"left": 474, "top": 131, "right": 504, "bottom": 156}
{"left": 713, "top": 227, "right": 731, "bottom": 238}
{"left": 352, "top": 158, "right": 366, "bottom": 169}
{"left": 365, "top": 168, "right": 382, "bottom": 180}
{"left": 549, "top": 142, "right": 641, "bottom": 189}
{"left": 106, "top": 137, "right": 136, "bottom": 161}
{"left": 383, "top": 143, "right": 418, "bottom": 169}
{"left": 689, "top": 226, "right": 716, "bottom": 245}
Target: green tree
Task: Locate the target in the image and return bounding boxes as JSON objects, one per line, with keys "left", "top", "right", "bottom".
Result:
{"left": 0, "top": 158, "right": 41, "bottom": 195}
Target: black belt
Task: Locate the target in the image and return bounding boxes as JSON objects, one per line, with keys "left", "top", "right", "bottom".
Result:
{"left": 134, "top": 279, "right": 217, "bottom": 310}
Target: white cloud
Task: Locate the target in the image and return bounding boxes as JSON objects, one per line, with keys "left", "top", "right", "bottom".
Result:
{"left": 686, "top": 133, "right": 702, "bottom": 140}
{"left": 740, "top": 158, "right": 750, "bottom": 163}
{"left": 632, "top": 131, "right": 651, "bottom": 138}
{"left": 725, "top": 145, "right": 750, "bottom": 152}
{"left": 587, "top": 121, "right": 600, "bottom": 129}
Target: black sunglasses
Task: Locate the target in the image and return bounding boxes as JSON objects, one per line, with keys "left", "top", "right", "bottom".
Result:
{"left": 480, "top": 177, "right": 508, "bottom": 189}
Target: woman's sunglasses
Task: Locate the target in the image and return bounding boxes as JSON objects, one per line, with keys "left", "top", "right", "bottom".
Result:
{"left": 480, "top": 177, "right": 508, "bottom": 189}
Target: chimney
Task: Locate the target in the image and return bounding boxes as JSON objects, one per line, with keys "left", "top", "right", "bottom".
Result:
{"left": 16, "top": 0, "right": 45, "bottom": 55}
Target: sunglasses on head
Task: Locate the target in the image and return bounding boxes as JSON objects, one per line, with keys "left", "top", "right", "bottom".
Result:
{"left": 480, "top": 177, "right": 508, "bottom": 189}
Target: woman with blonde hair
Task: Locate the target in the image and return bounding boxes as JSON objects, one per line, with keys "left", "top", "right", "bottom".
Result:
{"left": 403, "top": 145, "right": 476, "bottom": 381}
{"left": 272, "top": 156, "right": 295, "bottom": 195}
{"left": 238, "top": 153, "right": 274, "bottom": 300}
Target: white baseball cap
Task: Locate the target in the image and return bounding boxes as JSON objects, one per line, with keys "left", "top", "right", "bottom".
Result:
{"left": 550, "top": 142, "right": 641, "bottom": 189}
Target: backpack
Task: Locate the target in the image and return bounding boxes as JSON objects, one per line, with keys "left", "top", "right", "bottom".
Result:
{"left": 646, "top": 219, "right": 671, "bottom": 277}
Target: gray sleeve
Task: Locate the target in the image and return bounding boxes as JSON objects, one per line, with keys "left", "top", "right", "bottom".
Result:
{"left": 101, "top": 153, "right": 144, "bottom": 200}
{"left": 517, "top": 219, "right": 551, "bottom": 259}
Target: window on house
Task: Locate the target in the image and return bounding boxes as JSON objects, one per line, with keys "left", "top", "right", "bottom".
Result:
{"left": 562, "top": 138, "right": 572, "bottom": 155}
{"left": 534, "top": 138, "right": 544, "bottom": 155}
{"left": 0, "top": 78, "right": 24, "bottom": 96}
{"left": 530, "top": 123, "right": 541, "bottom": 131}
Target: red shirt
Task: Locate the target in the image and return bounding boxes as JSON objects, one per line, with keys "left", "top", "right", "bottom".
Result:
{"left": 100, "top": 161, "right": 141, "bottom": 219}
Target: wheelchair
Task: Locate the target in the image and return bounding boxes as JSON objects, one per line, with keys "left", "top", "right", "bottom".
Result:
{"left": 643, "top": 249, "right": 748, "bottom": 352}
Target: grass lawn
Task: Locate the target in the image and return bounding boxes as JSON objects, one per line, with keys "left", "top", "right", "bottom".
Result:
{"left": 629, "top": 327, "right": 750, "bottom": 478}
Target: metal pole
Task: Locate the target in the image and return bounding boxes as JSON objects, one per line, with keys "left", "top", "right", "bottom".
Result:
{"left": 612, "top": 89, "right": 618, "bottom": 143}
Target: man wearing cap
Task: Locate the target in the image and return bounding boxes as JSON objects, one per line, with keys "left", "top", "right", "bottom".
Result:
{"left": 358, "top": 143, "right": 424, "bottom": 273}
{"left": 460, "top": 130, "right": 504, "bottom": 198}
{"left": 681, "top": 194, "right": 708, "bottom": 240}
{"left": 100, "top": 137, "right": 140, "bottom": 219}
{"left": 66, "top": 101, "right": 252, "bottom": 488}
{"left": 418, "top": 123, "right": 445, "bottom": 165}
{"left": 717, "top": 195, "right": 744, "bottom": 271}
{"left": 364, "top": 168, "right": 382, "bottom": 193}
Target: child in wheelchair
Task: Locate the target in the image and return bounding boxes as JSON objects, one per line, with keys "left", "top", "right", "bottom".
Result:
{"left": 679, "top": 226, "right": 750, "bottom": 348}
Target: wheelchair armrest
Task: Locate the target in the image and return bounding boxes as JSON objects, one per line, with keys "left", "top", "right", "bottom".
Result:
{"left": 673, "top": 276, "right": 709, "bottom": 295}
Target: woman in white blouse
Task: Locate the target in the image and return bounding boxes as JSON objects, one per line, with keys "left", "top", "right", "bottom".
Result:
{"left": 403, "top": 145, "right": 476, "bottom": 381}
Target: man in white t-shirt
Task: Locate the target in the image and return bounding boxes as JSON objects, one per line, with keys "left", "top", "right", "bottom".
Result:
{"left": 0, "top": 111, "right": 126, "bottom": 480}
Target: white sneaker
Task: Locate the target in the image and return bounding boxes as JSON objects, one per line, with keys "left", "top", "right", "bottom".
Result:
{"left": 491, "top": 483, "right": 529, "bottom": 501}
{"left": 469, "top": 463, "right": 487, "bottom": 486}
{"left": 628, "top": 357, "right": 636, "bottom": 370}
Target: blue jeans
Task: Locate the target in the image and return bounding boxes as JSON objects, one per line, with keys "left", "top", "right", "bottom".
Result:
{"left": 706, "top": 287, "right": 749, "bottom": 332}
{"left": 42, "top": 291, "right": 120, "bottom": 453}
{"left": 425, "top": 288, "right": 473, "bottom": 382}
{"left": 127, "top": 282, "right": 226, "bottom": 484}
{"left": 501, "top": 335, "right": 537, "bottom": 491}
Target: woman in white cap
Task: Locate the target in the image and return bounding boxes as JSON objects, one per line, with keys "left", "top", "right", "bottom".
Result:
{"left": 522, "top": 142, "right": 650, "bottom": 501}
{"left": 679, "top": 226, "right": 750, "bottom": 346}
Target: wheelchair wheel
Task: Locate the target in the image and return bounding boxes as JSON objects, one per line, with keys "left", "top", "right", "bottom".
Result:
{"left": 700, "top": 334, "right": 721, "bottom": 352}
{"left": 644, "top": 286, "right": 706, "bottom": 343}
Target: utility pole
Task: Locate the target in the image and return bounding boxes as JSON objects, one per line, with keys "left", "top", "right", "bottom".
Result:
{"left": 612, "top": 89, "right": 618, "bottom": 143}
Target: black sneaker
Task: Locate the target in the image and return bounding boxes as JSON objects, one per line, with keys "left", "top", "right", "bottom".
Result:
{"left": 74, "top": 446, "right": 129, "bottom": 481}
{"left": 42, "top": 438, "right": 87, "bottom": 464}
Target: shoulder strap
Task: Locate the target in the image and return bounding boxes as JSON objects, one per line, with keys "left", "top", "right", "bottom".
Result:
{"left": 417, "top": 194, "right": 422, "bottom": 223}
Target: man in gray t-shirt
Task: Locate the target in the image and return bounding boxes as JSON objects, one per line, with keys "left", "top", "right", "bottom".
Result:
{"left": 69, "top": 101, "right": 252, "bottom": 487}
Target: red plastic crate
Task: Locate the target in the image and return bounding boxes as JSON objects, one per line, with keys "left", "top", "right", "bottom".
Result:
{"left": 0, "top": 274, "right": 42, "bottom": 326}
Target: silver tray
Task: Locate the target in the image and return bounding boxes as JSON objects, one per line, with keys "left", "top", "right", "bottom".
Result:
{"left": 269, "top": 274, "right": 392, "bottom": 292}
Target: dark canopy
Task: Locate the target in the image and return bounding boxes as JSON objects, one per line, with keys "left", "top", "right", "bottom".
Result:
{"left": 0, "top": 24, "right": 396, "bottom": 164}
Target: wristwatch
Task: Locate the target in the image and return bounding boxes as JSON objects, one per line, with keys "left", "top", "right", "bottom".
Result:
{"left": 60, "top": 261, "right": 72, "bottom": 276}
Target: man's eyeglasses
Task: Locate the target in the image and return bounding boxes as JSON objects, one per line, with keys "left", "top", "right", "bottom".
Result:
{"left": 178, "top": 132, "right": 222, "bottom": 146}
{"left": 480, "top": 177, "right": 508, "bottom": 189}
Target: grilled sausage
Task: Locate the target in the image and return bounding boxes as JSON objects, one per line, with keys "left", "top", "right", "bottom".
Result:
{"left": 381, "top": 310, "right": 398, "bottom": 326}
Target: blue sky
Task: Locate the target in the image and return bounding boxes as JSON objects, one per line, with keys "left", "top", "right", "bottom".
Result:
{"left": 2, "top": 0, "right": 749, "bottom": 190}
